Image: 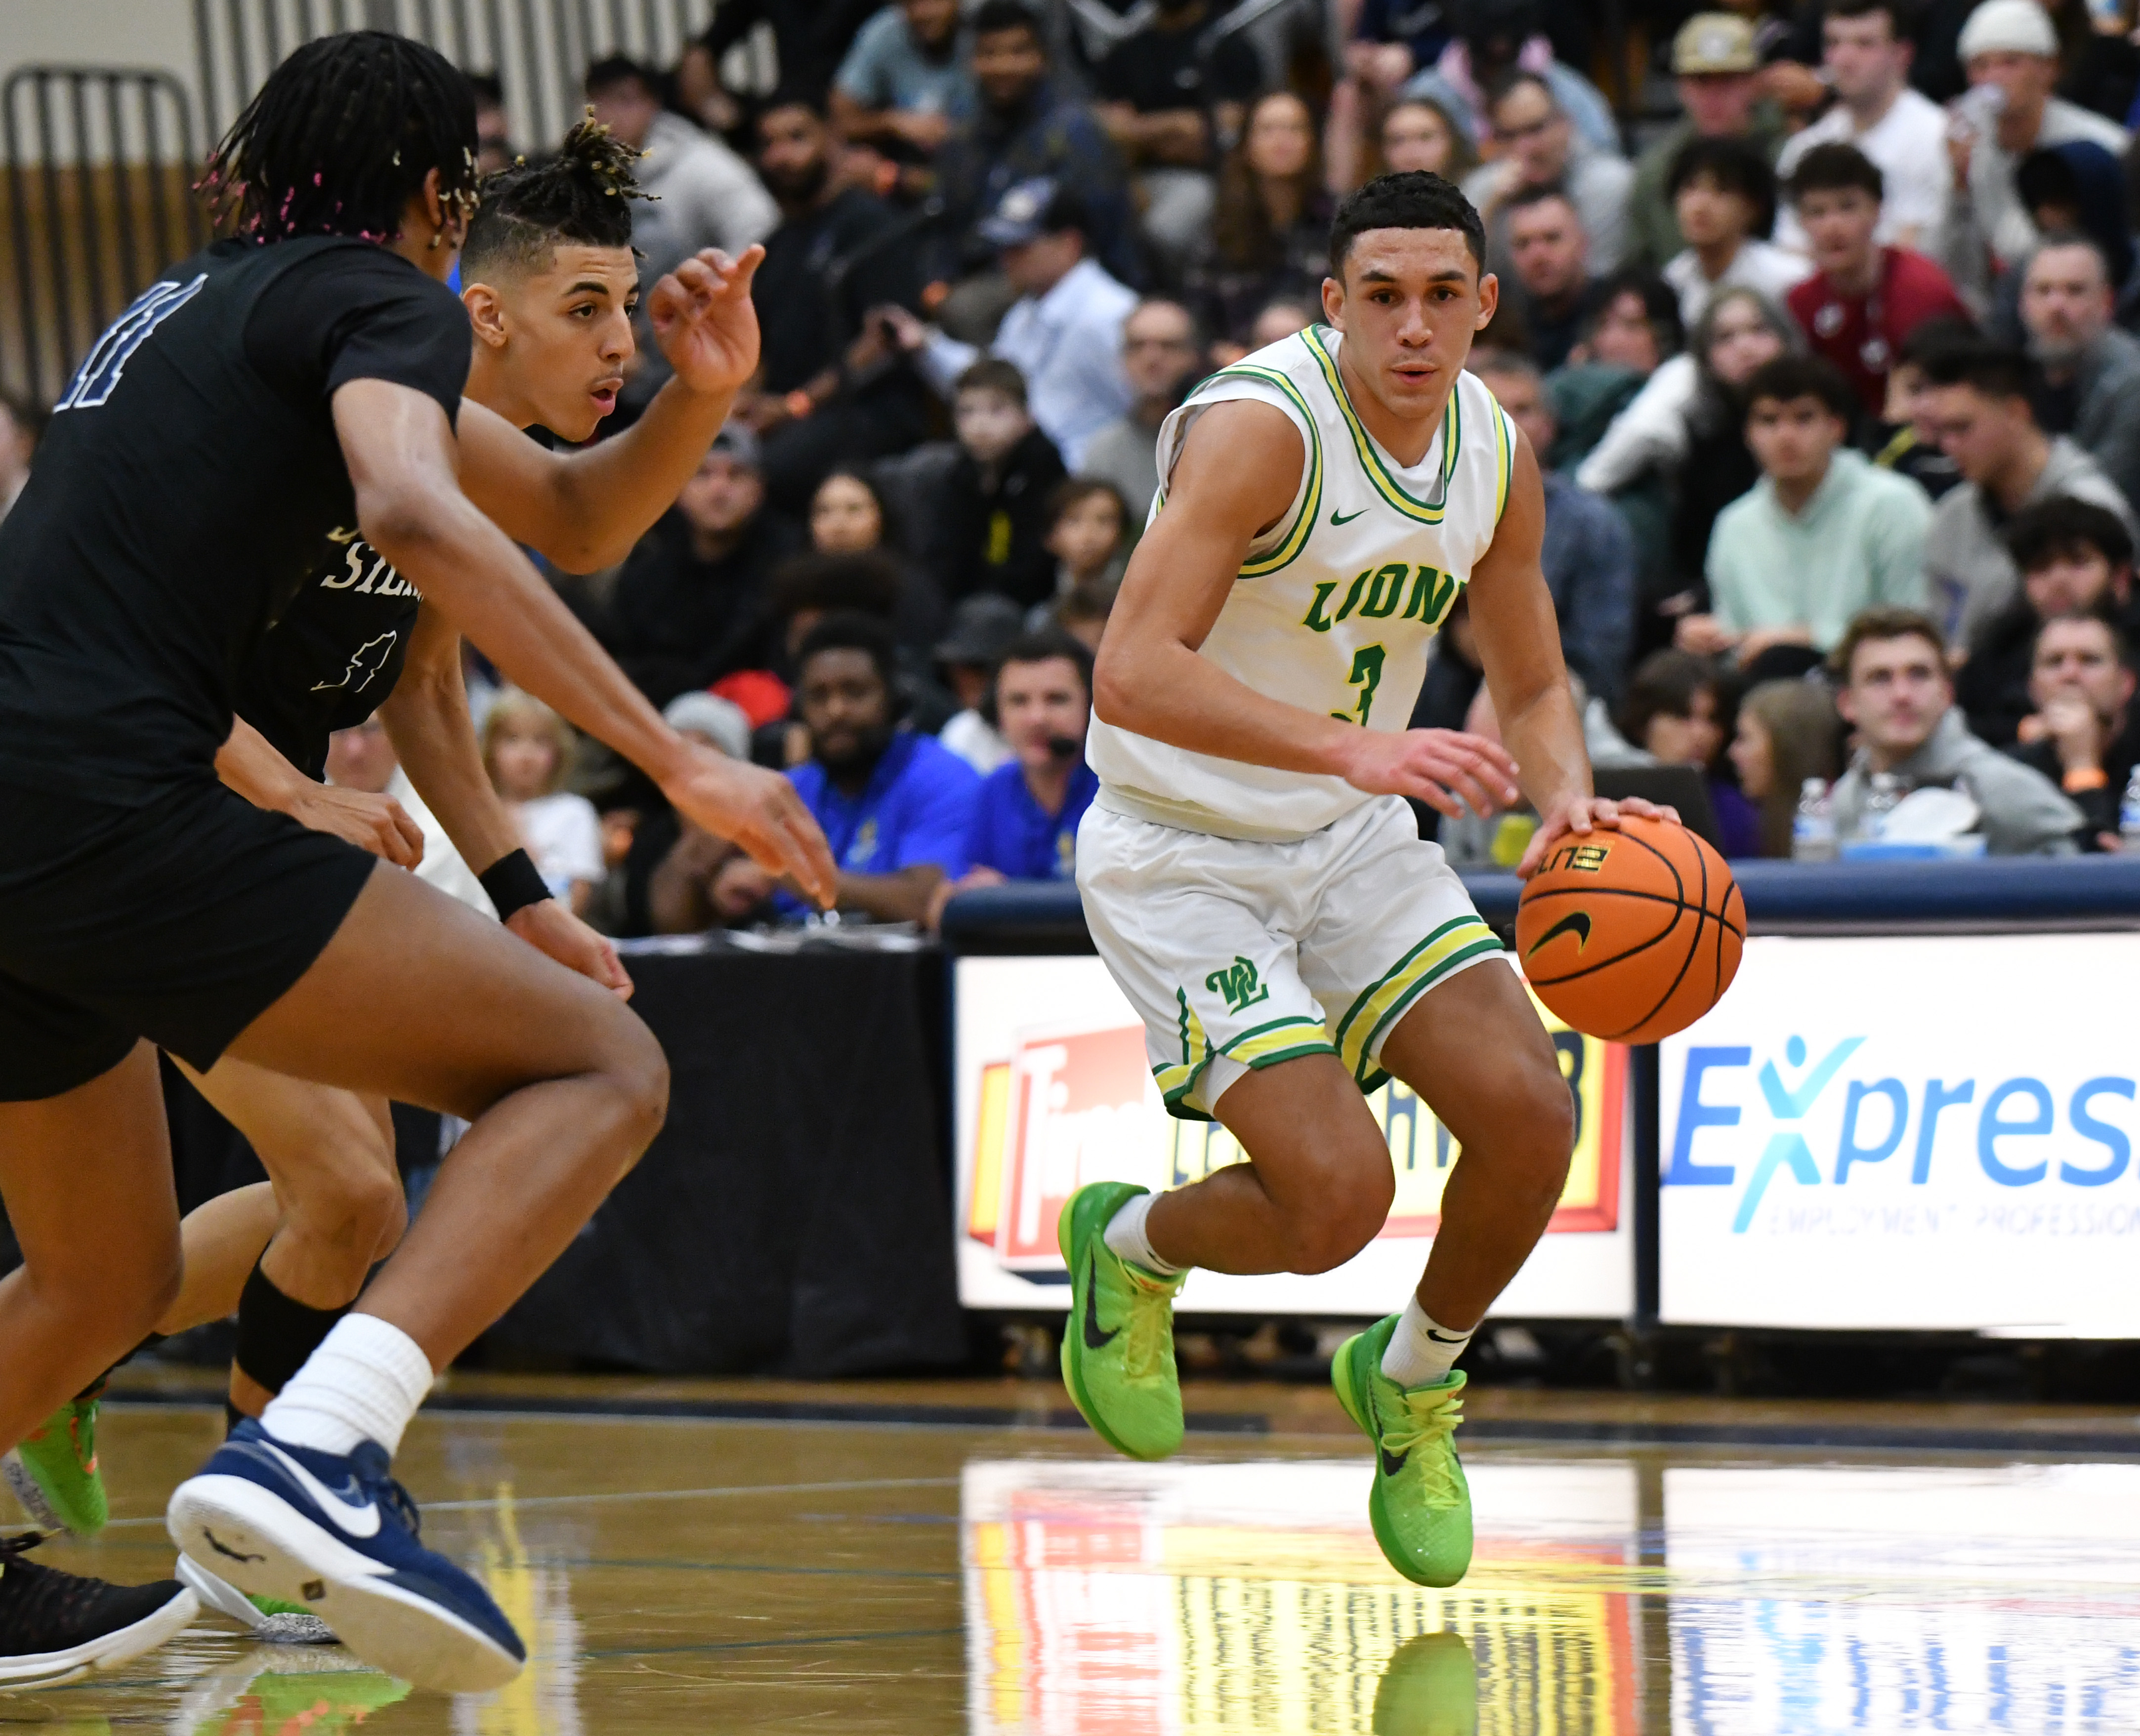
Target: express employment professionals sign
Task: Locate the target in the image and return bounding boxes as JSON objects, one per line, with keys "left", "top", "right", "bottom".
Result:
{"left": 1660, "top": 932, "right": 2140, "bottom": 1334}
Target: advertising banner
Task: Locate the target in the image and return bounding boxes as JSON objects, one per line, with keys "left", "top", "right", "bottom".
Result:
{"left": 953, "top": 954, "right": 1632, "bottom": 1318}
{"left": 1660, "top": 932, "right": 2140, "bottom": 1333}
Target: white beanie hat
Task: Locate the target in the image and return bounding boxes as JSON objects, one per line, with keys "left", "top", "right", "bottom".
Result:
{"left": 1958, "top": 0, "right": 2059, "bottom": 61}
{"left": 662, "top": 690, "right": 753, "bottom": 760}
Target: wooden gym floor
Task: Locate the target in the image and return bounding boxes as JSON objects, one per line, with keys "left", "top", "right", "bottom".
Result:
{"left": 11, "top": 1367, "right": 2140, "bottom": 1733}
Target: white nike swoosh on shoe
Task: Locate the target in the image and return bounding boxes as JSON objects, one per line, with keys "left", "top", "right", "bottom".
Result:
{"left": 258, "top": 1443, "right": 381, "bottom": 1539}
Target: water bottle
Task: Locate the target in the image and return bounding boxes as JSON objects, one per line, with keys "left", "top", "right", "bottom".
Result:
{"left": 1791, "top": 777, "right": 1837, "bottom": 862}
{"left": 1860, "top": 772, "right": 1904, "bottom": 841}
{"left": 2120, "top": 766, "right": 2140, "bottom": 854}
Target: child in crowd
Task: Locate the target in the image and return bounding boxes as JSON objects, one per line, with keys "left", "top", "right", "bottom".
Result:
{"left": 1043, "top": 478, "right": 1129, "bottom": 604}
{"left": 926, "top": 359, "right": 1066, "bottom": 610}
{"left": 482, "top": 690, "right": 605, "bottom": 916}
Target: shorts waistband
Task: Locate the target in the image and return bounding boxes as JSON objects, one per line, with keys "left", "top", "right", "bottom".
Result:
{"left": 1093, "top": 783, "right": 1323, "bottom": 845}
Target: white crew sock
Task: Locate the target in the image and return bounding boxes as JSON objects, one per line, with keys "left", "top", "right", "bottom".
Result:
{"left": 260, "top": 1314, "right": 434, "bottom": 1458}
{"left": 1379, "top": 1294, "right": 1472, "bottom": 1389}
{"left": 1102, "top": 1192, "right": 1183, "bottom": 1277}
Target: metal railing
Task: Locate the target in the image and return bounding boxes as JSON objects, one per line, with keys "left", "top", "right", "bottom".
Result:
{"left": 191, "top": 0, "right": 719, "bottom": 163}
{"left": 0, "top": 66, "right": 207, "bottom": 409}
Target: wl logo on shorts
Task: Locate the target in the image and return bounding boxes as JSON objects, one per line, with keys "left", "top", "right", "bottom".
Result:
{"left": 1205, "top": 956, "right": 1271, "bottom": 1014}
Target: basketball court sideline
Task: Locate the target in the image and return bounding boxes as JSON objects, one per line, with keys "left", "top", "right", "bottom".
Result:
{"left": 15, "top": 1369, "right": 2140, "bottom": 1733}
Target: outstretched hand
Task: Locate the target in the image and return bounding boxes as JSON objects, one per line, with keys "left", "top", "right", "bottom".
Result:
{"left": 649, "top": 246, "right": 766, "bottom": 397}
{"left": 1514, "top": 794, "right": 1681, "bottom": 880}
{"left": 660, "top": 742, "right": 838, "bottom": 909}
{"left": 1340, "top": 727, "right": 1523, "bottom": 820}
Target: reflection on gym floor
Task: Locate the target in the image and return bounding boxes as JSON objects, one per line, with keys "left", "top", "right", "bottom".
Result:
{"left": 20, "top": 1395, "right": 2140, "bottom": 1734}
{"left": 963, "top": 1456, "right": 2140, "bottom": 1734}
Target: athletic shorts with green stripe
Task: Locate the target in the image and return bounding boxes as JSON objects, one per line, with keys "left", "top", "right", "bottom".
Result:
{"left": 1076, "top": 794, "right": 1507, "bottom": 1121}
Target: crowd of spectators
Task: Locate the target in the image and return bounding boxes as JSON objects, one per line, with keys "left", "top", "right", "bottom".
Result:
{"left": 534, "top": 0, "right": 2140, "bottom": 913}
{"left": 28, "top": 0, "right": 2140, "bottom": 938}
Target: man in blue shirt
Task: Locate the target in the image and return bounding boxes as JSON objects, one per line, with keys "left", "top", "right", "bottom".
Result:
{"left": 953, "top": 630, "right": 1098, "bottom": 897}
{"left": 776, "top": 613, "right": 980, "bottom": 922}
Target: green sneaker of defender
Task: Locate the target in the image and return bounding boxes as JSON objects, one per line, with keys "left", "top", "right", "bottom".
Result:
{"left": 1057, "top": 1181, "right": 1187, "bottom": 1461}
{"left": 2, "top": 1389, "right": 107, "bottom": 1537}
{"left": 1332, "top": 1315, "right": 1473, "bottom": 1587}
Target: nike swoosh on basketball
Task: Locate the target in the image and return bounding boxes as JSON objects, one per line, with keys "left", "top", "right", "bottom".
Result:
{"left": 1329, "top": 506, "right": 1368, "bottom": 525}
{"left": 259, "top": 1442, "right": 381, "bottom": 1539}
{"left": 1526, "top": 911, "right": 1592, "bottom": 956}
{"left": 1082, "top": 1255, "right": 1120, "bottom": 1351}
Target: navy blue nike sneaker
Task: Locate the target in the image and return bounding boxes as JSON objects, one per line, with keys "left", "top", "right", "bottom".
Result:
{"left": 165, "top": 1421, "right": 523, "bottom": 1694}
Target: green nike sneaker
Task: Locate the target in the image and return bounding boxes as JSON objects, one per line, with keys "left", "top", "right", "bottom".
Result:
{"left": 1332, "top": 1315, "right": 1472, "bottom": 1587}
{"left": 1057, "top": 1181, "right": 1186, "bottom": 1461}
{"left": 1372, "top": 1631, "right": 1479, "bottom": 1735}
{"left": 3, "top": 1389, "right": 107, "bottom": 1536}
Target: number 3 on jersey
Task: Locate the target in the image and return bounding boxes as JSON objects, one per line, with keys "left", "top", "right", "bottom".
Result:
{"left": 1332, "top": 644, "right": 1385, "bottom": 725}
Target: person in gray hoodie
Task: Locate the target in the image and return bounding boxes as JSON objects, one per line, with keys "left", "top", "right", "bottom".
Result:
{"left": 1829, "top": 605, "right": 2081, "bottom": 854}
{"left": 1917, "top": 339, "right": 2134, "bottom": 647}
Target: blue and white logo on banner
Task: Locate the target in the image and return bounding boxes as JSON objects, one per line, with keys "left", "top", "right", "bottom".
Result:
{"left": 1659, "top": 933, "right": 2140, "bottom": 1334}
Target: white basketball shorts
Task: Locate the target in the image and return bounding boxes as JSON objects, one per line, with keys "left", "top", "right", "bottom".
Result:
{"left": 1076, "top": 794, "right": 1507, "bottom": 1120}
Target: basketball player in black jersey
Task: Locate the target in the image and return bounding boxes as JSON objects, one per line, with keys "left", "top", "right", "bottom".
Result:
{"left": 1, "top": 121, "right": 685, "bottom": 1649}
{"left": 0, "top": 35, "right": 833, "bottom": 1692}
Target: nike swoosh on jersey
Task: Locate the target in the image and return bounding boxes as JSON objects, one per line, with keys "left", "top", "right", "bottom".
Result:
{"left": 1526, "top": 911, "right": 1592, "bottom": 956}
{"left": 1329, "top": 506, "right": 1368, "bottom": 525}
{"left": 1083, "top": 1255, "right": 1120, "bottom": 1351}
{"left": 260, "top": 1442, "right": 382, "bottom": 1539}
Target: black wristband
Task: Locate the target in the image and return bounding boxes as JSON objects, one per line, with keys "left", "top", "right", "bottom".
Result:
{"left": 478, "top": 847, "right": 551, "bottom": 919}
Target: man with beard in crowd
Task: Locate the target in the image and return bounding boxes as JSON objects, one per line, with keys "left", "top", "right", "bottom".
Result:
{"left": 755, "top": 612, "right": 981, "bottom": 922}
{"left": 734, "top": 92, "right": 931, "bottom": 512}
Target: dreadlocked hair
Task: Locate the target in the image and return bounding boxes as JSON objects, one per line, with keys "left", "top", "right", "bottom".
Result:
{"left": 200, "top": 31, "right": 478, "bottom": 244}
{"left": 461, "top": 114, "right": 649, "bottom": 278}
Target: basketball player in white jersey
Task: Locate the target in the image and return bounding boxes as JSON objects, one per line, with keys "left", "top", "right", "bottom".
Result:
{"left": 1057, "top": 172, "right": 1676, "bottom": 1588}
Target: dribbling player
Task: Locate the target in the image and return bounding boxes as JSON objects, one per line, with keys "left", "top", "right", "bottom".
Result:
{"left": 1059, "top": 173, "right": 1676, "bottom": 1587}
{"left": 0, "top": 34, "right": 833, "bottom": 1692}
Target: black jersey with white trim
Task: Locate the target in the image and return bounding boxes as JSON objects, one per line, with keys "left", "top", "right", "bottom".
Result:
{"left": 0, "top": 235, "right": 469, "bottom": 801}
{"left": 234, "top": 531, "right": 422, "bottom": 781}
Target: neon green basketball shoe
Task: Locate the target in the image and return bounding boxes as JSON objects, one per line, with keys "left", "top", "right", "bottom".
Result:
{"left": 1057, "top": 1181, "right": 1186, "bottom": 1461}
{"left": 3, "top": 1390, "right": 107, "bottom": 1536}
{"left": 1332, "top": 1315, "right": 1473, "bottom": 1587}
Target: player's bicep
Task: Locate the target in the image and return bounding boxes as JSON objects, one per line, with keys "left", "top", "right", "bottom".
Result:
{"left": 331, "top": 378, "right": 463, "bottom": 538}
{"left": 1108, "top": 400, "right": 1303, "bottom": 654}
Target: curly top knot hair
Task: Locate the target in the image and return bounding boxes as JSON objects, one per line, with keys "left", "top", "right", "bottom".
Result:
{"left": 461, "top": 114, "right": 651, "bottom": 278}
{"left": 200, "top": 30, "right": 479, "bottom": 244}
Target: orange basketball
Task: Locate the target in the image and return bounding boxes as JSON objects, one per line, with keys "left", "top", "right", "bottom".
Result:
{"left": 1514, "top": 815, "right": 1744, "bottom": 1044}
